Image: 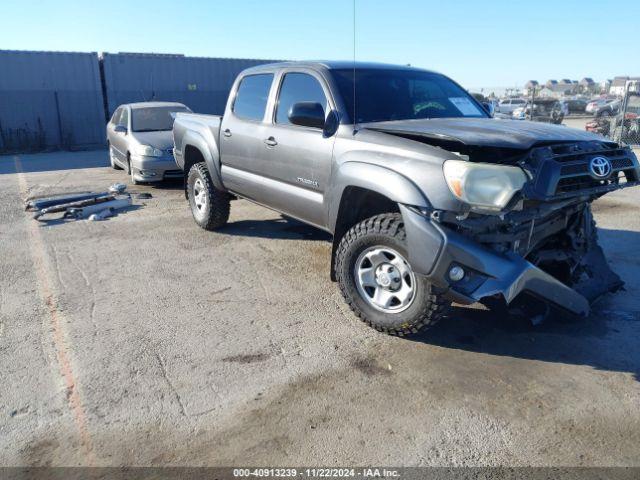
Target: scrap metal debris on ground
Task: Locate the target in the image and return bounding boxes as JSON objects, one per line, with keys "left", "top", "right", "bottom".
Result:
{"left": 25, "top": 183, "right": 150, "bottom": 222}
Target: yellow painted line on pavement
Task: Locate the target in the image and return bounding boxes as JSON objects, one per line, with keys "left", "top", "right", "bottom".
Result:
{"left": 13, "top": 156, "right": 96, "bottom": 466}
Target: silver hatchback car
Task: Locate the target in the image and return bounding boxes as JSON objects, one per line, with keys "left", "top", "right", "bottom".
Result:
{"left": 106, "top": 102, "right": 191, "bottom": 184}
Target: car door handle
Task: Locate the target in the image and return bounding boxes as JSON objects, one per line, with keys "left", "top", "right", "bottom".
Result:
{"left": 223, "top": 129, "right": 232, "bottom": 137}
{"left": 264, "top": 137, "right": 278, "bottom": 147}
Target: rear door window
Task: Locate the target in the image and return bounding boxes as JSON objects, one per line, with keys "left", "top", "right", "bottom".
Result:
{"left": 131, "top": 106, "right": 190, "bottom": 132}
{"left": 233, "top": 74, "right": 274, "bottom": 121}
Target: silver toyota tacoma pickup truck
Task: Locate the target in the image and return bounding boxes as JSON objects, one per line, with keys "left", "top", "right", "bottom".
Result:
{"left": 173, "top": 61, "right": 639, "bottom": 335}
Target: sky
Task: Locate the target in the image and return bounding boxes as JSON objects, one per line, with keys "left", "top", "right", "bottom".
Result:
{"left": 1, "top": 0, "right": 637, "bottom": 91}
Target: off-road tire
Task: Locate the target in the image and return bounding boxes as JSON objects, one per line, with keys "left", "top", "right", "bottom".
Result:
{"left": 335, "top": 213, "right": 449, "bottom": 336}
{"left": 187, "top": 162, "right": 230, "bottom": 230}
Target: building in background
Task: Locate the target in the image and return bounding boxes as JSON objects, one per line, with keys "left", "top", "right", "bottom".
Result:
{"left": 610, "top": 76, "right": 640, "bottom": 96}
{"left": 579, "top": 77, "right": 596, "bottom": 94}
{"left": 523, "top": 80, "right": 539, "bottom": 96}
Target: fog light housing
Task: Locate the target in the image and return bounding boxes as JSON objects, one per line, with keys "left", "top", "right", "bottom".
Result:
{"left": 449, "top": 265, "right": 465, "bottom": 282}
{"left": 139, "top": 170, "right": 157, "bottom": 177}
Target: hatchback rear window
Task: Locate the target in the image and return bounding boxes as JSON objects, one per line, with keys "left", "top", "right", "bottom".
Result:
{"left": 131, "top": 106, "right": 190, "bottom": 132}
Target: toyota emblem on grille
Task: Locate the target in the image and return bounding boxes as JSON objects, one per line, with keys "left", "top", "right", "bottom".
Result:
{"left": 589, "top": 156, "right": 612, "bottom": 178}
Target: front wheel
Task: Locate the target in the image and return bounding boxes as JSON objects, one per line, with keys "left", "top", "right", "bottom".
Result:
{"left": 128, "top": 157, "right": 139, "bottom": 185}
{"left": 335, "top": 213, "right": 449, "bottom": 336}
{"left": 187, "top": 162, "right": 230, "bottom": 230}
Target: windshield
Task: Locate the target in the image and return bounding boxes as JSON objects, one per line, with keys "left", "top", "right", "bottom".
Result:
{"left": 131, "top": 106, "right": 190, "bottom": 132}
{"left": 332, "top": 68, "right": 487, "bottom": 123}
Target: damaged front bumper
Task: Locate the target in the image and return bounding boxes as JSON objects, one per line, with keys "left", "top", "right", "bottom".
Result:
{"left": 400, "top": 204, "right": 622, "bottom": 317}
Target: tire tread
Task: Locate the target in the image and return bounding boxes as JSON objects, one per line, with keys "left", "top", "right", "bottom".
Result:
{"left": 188, "top": 162, "right": 230, "bottom": 230}
{"left": 335, "top": 213, "right": 448, "bottom": 336}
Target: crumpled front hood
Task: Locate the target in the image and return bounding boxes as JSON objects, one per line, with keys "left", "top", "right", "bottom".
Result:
{"left": 131, "top": 130, "right": 174, "bottom": 151}
{"left": 361, "top": 117, "right": 604, "bottom": 149}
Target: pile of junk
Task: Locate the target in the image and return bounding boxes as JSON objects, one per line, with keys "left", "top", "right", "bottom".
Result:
{"left": 25, "top": 183, "right": 151, "bottom": 222}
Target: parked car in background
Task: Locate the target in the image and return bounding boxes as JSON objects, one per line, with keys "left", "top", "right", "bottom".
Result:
{"left": 586, "top": 94, "right": 640, "bottom": 145}
{"left": 564, "top": 98, "right": 588, "bottom": 114}
{"left": 512, "top": 99, "right": 564, "bottom": 124}
{"left": 107, "top": 102, "right": 192, "bottom": 184}
{"left": 559, "top": 100, "right": 570, "bottom": 117}
{"left": 586, "top": 98, "right": 620, "bottom": 117}
{"left": 496, "top": 98, "right": 526, "bottom": 114}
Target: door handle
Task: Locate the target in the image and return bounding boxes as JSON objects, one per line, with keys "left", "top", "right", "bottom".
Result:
{"left": 264, "top": 137, "right": 278, "bottom": 147}
{"left": 223, "top": 129, "right": 232, "bottom": 137}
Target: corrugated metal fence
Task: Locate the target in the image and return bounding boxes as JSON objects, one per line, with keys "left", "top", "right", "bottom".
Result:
{"left": 0, "top": 50, "right": 279, "bottom": 154}
{"left": 102, "top": 53, "right": 278, "bottom": 118}
{"left": 0, "top": 50, "right": 106, "bottom": 152}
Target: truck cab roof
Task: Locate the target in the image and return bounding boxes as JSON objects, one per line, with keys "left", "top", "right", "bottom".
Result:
{"left": 241, "top": 60, "right": 438, "bottom": 75}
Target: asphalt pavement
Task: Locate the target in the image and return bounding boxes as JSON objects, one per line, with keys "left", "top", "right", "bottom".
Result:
{"left": 1, "top": 147, "right": 639, "bottom": 467}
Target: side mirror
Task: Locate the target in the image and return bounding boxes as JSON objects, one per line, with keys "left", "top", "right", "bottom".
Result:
{"left": 288, "top": 102, "right": 325, "bottom": 129}
{"left": 114, "top": 125, "right": 127, "bottom": 134}
{"left": 482, "top": 102, "right": 495, "bottom": 117}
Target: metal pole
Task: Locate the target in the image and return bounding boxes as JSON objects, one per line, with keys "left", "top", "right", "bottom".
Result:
{"left": 618, "top": 82, "right": 630, "bottom": 144}
{"left": 54, "top": 91, "right": 64, "bottom": 147}
{"left": 530, "top": 86, "right": 535, "bottom": 121}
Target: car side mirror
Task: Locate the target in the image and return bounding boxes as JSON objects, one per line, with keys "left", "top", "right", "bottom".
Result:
{"left": 482, "top": 102, "right": 495, "bottom": 117}
{"left": 288, "top": 102, "right": 325, "bottom": 129}
{"left": 114, "top": 125, "right": 127, "bottom": 134}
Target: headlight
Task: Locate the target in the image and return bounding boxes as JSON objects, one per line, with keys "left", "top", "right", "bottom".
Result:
{"left": 443, "top": 160, "right": 527, "bottom": 211}
{"left": 133, "top": 145, "right": 163, "bottom": 157}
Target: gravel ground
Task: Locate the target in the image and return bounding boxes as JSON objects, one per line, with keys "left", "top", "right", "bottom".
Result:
{"left": 1, "top": 148, "right": 639, "bottom": 467}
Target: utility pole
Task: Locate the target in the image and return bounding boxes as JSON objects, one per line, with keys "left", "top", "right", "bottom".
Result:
{"left": 530, "top": 86, "right": 536, "bottom": 121}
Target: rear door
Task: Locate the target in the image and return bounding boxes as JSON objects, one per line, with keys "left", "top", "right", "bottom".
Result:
{"left": 219, "top": 72, "right": 275, "bottom": 202}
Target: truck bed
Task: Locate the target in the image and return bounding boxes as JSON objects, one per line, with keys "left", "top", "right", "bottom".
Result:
{"left": 172, "top": 112, "right": 222, "bottom": 171}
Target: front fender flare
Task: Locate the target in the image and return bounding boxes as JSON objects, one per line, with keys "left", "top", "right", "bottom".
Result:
{"left": 326, "top": 161, "right": 430, "bottom": 233}
{"left": 327, "top": 161, "right": 435, "bottom": 281}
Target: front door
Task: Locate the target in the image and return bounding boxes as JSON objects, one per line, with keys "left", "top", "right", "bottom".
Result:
{"left": 260, "top": 71, "right": 336, "bottom": 228}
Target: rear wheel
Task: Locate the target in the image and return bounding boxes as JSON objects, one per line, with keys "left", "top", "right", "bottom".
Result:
{"left": 335, "top": 213, "right": 449, "bottom": 336}
{"left": 187, "top": 162, "right": 230, "bottom": 230}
